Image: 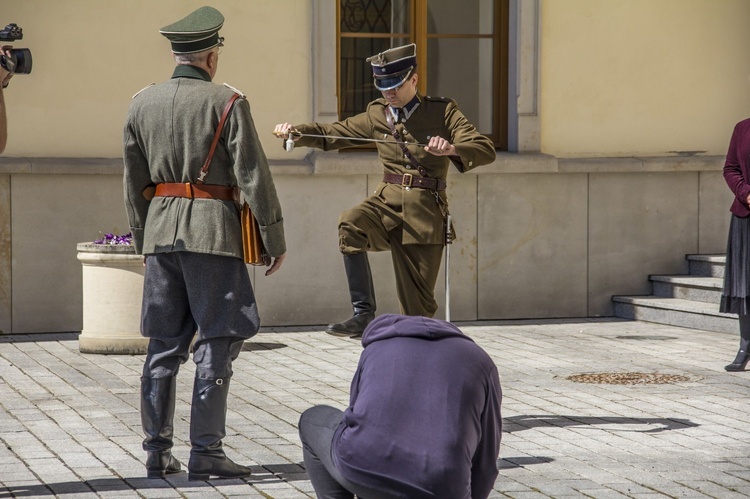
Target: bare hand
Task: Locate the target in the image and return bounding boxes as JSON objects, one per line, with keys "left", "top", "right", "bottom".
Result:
{"left": 273, "top": 123, "right": 299, "bottom": 141}
{"left": 0, "top": 46, "right": 14, "bottom": 88}
{"left": 746, "top": 193, "right": 750, "bottom": 207}
{"left": 265, "top": 252, "right": 286, "bottom": 276}
{"left": 424, "top": 135, "right": 456, "bottom": 157}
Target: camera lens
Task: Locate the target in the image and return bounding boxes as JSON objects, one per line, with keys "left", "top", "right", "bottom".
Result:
{"left": 10, "top": 48, "right": 31, "bottom": 74}
{"left": 0, "top": 48, "right": 32, "bottom": 75}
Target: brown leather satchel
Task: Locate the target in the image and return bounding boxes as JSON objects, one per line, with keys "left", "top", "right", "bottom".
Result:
{"left": 241, "top": 203, "right": 270, "bottom": 265}
{"left": 201, "top": 93, "right": 270, "bottom": 266}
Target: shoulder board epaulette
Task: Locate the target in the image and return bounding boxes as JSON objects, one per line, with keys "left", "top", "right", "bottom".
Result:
{"left": 223, "top": 83, "right": 246, "bottom": 98}
{"left": 132, "top": 83, "right": 155, "bottom": 99}
{"left": 425, "top": 95, "right": 451, "bottom": 103}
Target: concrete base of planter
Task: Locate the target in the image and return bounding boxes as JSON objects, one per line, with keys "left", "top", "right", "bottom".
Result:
{"left": 77, "top": 243, "right": 149, "bottom": 354}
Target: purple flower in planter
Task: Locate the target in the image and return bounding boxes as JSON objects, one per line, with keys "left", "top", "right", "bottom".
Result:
{"left": 93, "top": 232, "right": 133, "bottom": 246}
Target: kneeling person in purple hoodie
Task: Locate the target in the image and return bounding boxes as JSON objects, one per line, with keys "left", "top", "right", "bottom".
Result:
{"left": 299, "top": 314, "right": 502, "bottom": 498}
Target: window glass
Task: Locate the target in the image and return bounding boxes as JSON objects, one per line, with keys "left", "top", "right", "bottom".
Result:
{"left": 339, "top": 0, "right": 411, "bottom": 119}
{"left": 426, "top": 37, "right": 494, "bottom": 133}
{"left": 340, "top": 0, "right": 410, "bottom": 34}
{"left": 426, "top": 0, "right": 494, "bottom": 35}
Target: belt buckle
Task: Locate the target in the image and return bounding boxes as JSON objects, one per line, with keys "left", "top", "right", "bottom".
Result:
{"left": 401, "top": 173, "right": 413, "bottom": 189}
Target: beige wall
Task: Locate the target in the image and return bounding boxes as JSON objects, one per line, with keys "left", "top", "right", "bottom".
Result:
{"left": 0, "top": 1, "right": 744, "bottom": 332}
{"left": 1, "top": 0, "right": 313, "bottom": 159}
{"left": 539, "top": 0, "right": 750, "bottom": 157}
{"left": 5, "top": 0, "right": 747, "bottom": 158}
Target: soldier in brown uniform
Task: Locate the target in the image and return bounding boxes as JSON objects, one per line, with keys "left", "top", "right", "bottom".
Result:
{"left": 275, "top": 44, "right": 495, "bottom": 337}
{"left": 123, "top": 7, "right": 286, "bottom": 481}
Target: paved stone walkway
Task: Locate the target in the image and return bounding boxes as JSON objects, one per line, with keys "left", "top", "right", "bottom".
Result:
{"left": 0, "top": 318, "right": 749, "bottom": 498}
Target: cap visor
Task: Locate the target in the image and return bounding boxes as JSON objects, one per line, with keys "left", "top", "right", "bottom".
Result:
{"left": 374, "top": 75, "right": 408, "bottom": 91}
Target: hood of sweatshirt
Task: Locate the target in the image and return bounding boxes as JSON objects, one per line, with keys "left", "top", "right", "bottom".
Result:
{"left": 361, "top": 314, "right": 473, "bottom": 347}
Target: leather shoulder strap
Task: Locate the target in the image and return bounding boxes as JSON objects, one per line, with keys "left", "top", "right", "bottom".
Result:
{"left": 196, "top": 92, "right": 243, "bottom": 184}
{"left": 385, "top": 107, "right": 428, "bottom": 177}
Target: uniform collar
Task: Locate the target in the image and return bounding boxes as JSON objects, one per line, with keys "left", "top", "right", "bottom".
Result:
{"left": 390, "top": 93, "right": 421, "bottom": 123}
{"left": 171, "top": 64, "right": 212, "bottom": 82}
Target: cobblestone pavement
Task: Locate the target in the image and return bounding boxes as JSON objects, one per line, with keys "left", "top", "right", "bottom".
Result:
{"left": 1, "top": 318, "right": 749, "bottom": 498}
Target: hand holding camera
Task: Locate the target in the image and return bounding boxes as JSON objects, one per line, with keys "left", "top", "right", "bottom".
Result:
{"left": 0, "top": 23, "right": 32, "bottom": 86}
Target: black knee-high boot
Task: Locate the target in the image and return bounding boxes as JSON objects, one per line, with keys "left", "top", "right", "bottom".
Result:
{"left": 326, "top": 253, "right": 376, "bottom": 338}
{"left": 188, "top": 377, "right": 252, "bottom": 481}
{"left": 726, "top": 314, "right": 750, "bottom": 371}
{"left": 141, "top": 376, "right": 182, "bottom": 478}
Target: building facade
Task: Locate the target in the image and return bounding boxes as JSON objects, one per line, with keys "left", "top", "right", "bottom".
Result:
{"left": 0, "top": 0, "right": 746, "bottom": 333}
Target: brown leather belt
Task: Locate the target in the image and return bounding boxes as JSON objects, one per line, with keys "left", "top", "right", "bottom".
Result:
{"left": 383, "top": 173, "right": 446, "bottom": 191}
{"left": 154, "top": 183, "right": 237, "bottom": 200}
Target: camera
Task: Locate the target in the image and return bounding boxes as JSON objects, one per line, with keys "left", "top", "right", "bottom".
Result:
{"left": 0, "top": 23, "right": 32, "bottom": 75}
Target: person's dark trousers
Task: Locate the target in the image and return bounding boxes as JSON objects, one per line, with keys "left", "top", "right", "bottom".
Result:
{"left": 299, "top": 405, "right": 388, "bottom": 499}
{"left": 326, "top": 253, "right": 376, "bottom": 338}
{"left": 726, "top": 314, "right": 750, "bottom": 371}
{"left": 188, "top": 376, "right": 253, "bottom": 481}
{"left": 141, "top": 375, "right": 182, "bottom": 478}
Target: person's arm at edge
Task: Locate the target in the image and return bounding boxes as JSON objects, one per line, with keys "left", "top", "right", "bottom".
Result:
{"left": 723, "top": 122, "right": 750, "bottom": 207}
{"left": 0, "top": 46, "right": 14, "bottom": 154}
{"left": 0, "top": 87, "right": 7, "bottom": 154}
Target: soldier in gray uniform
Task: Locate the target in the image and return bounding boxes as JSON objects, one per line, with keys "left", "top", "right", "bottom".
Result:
{"left": 275, "top": 44, "right": 495, "bottom": 337}
{"left": 123, "top": 6, "right": 286, "bottom": 481}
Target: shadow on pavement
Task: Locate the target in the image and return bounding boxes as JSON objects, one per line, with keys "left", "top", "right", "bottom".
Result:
{"left": 242, "top": 341, "right": 287, "bottom": 351}
{"left": 0, "top": 332, "right": 79, "bottom": 344}
{"left": 504, "top": 414, "right": 699, "bottom": 434}
{"left": 0, "top": 464, "right": 308, "bottom": 497}
{"left": 498, "top": 456, "right": 555, "bottom": 469}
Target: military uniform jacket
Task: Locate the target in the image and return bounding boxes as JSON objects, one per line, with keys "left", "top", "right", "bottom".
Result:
{"left": 123, "top": 65, "right": 285, "bottom": 258}
{"left": 294, "top": 94, "right": 495, "bottom": 245}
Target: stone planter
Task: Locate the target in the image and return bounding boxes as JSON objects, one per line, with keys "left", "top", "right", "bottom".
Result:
{"left": 77, "top": 243, "right": 148, "bottom": 354}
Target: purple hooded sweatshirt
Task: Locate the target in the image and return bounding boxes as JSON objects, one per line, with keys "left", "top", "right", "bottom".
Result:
{"left": 331, "top": 314, "right": 502, "bottom": 498}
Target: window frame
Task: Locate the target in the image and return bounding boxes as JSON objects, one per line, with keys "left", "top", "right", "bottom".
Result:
{"left": 336, "top": 0, "right": 508, "bottom": 149}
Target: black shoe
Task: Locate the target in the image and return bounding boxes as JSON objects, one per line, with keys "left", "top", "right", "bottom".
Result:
{"left": 188, "top": 454, "right": 252, "bottom": 481}
{"left": 725, "top": 350, "right": 750, "bottom": 371}
{"left": 326, "top": 313, "right": 374, "bottom": 338}
{"left": 146, "top": 451, "right": 182, "bottom": 478}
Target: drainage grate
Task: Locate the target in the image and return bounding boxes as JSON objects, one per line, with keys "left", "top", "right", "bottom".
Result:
{"left": 566, "top": 372, "right": 690, "bottom": 385}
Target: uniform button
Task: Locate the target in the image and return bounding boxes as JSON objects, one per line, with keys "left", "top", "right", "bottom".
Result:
{"left": 406, "top": 165, "right": 412, "bottom": 169}
{"left": 469, "top": 161, "right": 473, "bottom": 166}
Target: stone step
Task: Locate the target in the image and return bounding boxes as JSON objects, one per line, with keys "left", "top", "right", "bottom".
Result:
{"left": 686, "top": 253, "right": 725, "bottom": 278}
{"left": 650, "top": 275, "right": 723, "bottom": 304}
{"left": 613, "top": 296, "right": 737, "bottom": 334}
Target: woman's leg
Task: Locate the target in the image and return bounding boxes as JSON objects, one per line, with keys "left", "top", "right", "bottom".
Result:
{"left": 726, "top": 314, "right": 750, "bottom": 371}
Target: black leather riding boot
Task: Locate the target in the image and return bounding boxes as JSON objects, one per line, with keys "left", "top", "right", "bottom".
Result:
{"left": 141, "top": 376, "right": 182, "bottom": 478}
{"left": 726, "top": 314, "right": 750, "bottom": 371}
{"left": 188, "top": 377, "right": 252, "bottom": 481}
{"left": 326, "top": 252, "right": 376, "bottom": 338}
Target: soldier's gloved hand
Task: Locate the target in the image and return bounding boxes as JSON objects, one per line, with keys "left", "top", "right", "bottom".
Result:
{"left": 425, "top": 135, "right": 456, "bottom": 157}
